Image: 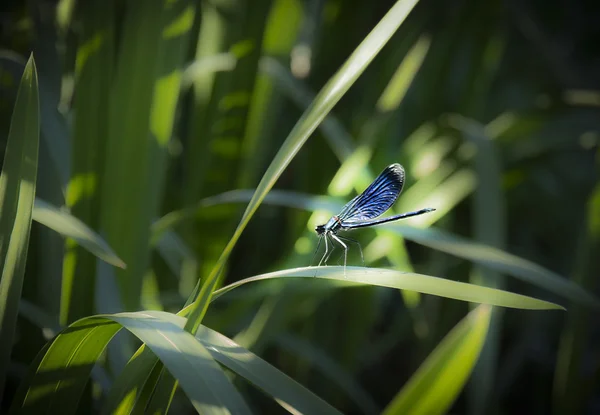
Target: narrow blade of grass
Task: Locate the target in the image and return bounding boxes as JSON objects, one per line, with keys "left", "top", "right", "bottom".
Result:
{"left": 12, "top": 311, "right": 251, "bottom": 415}
{"left": 32, "top": 198, "right": 125, "bottom": 269}
{"left": 154, "top": 189, "right": 598, "bottom": 308}
{"left": 184, "top": 0, "right": 422, "bottom": 334}
{"left": 382, "top": 305, "right": 491, "bottom": 415}
{"left": 0, "top": 54, "right": 39, "bottom": 401}
{"left": 62, "top": 0, "right": 115, "bottom": 324}
{"left": 144, "top": 311, "right": 344, "bottom": 415}
{"left": 393, "top": 225, "right": 599, "bottom": 309}
{"left": 208, "top": 266, "right": 563, "bottom": 310}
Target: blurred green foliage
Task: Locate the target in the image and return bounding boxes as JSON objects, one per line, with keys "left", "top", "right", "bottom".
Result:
{"left": 0, "top": 0, "right": 598, "bottom": 414}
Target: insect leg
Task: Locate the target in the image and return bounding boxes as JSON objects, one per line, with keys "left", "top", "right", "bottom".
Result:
{"left": 330, "top": 234, "right": 348, "bottom": 278}
{"left": 318, "top": 234, "right": 329, "bottom": 267}
{"left": 337, "top": 235, "right": 364, "bottom": 266}
{"left": 311, "top": 236, "right": 323, "bottom": 266}
{"left": 323, "top": 234, "right": 337, "bottom": 264}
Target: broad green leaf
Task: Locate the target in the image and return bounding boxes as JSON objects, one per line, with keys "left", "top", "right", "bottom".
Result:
{"left": 32, "top": 198, "right": 125, "bottom": 269}
{"left": 143, "top": 311, "right": 343, "bottom": 415}
{"left": 16, "top": 299, "right": 113, "bottom": 392}
{"left": 12, "top": 311, "right": 251, "bottom": 415}
{"left": 184, "top": 0, "right": 422, "bottom": 334}
{"left": 382, "top": 305, "right": 491, "bottom": 415}
{"left": 0, "top": 54, "right": 39, "bottom": 401}
{"left": 208, "top": 266, "right": 563, "bottom": 310}
{"left": 105, "top": 262, "right": 561, "bottom": 414}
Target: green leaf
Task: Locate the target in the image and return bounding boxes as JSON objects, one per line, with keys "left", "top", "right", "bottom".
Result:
{"left": 382, "top": 305, "right": 492, "bottom": 415}
{"left": 105, "top": 262, "right": 560, "bottom": 414}
{"left": 12, "top": 311, "right": 251, "bottom": 415}
{"left": 393, "top": 225, "right": 599, "bottom": 309}
{"left": 184, "top": 0, "right": 422, "bottom": 334}
{"left": 142, "top": 311, "right": 344, "bottom": 415}
{"left": 155, "top": 189, "right": 597, "bottom": 308}
{"left": 32, "top": 198, "right": 125, "bottom": 269}
{"left": 208, "top": 266, "right": 563, "bottom": 310}
{"left": 99, "top": 0, "right": 196, "bottom": 310}
{"left": 0, "top": 54, "right": 39, "bottom": 401}
{"left": 62, "top": 0, "right": 115, "bottom": 324}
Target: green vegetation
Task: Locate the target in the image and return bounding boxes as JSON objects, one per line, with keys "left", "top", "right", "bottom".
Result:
{"left": 0, "top": 0, "right": 598, "bottom": 414}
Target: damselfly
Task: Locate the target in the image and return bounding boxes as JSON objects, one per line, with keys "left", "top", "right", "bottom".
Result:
{"left": 314, "top": 163, "right": 435, "bottom": 271}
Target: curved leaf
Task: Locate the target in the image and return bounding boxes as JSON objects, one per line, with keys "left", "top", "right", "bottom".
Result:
{"left": 208, "top": 266, "right": 563, "bottom": 310}
{"left": 0, "top": 54, "right": 39, "bottom": 400}
{"left": 143, "top": 311, "right": 343, "bottom": 415}
{"left": 161, "top": 189, "right": 597, "bottom": 308}
{"left": 32, "top": 198, "right": 126, "bottom": 269}
{"left": 12, "top": 312, "right": 251, "bottom": 415}
{"left": 184, "top": 0, "right": 422, "bottom": 334}
{"left": 383, "top": 305, "right": 491, "bottom": 415}
{"left": 393, "top": 225, "right": 599, "bottom": 309}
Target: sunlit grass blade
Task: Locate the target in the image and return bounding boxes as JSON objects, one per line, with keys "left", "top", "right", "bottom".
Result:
{"left": 142, "top": 311, "right": 344, "bottom": 415}
{"left": 183, "top": 0, "right": 422, "bottom": 334}
{"left": 0, "top": 54, "right": 39, "bottom": 401}
{"left": 393, "top": 225, "right": 599, "bottom": 308}
{"left": 150, "top": 189, "right": 343, "bottom": 242}
{"left": 259, "top": 56, "right": 355, "bottom": 160}
{"left": 32, "top": 198, "right": 125, "bottom": 269}
{"left": 105, "top": 261, "right": 561, "bottom": 412}
{"left": 12, "top": 311, "right": 251, "bottom": 415}
{"left": 153, "top": 189, "right": 597, "bottom": 308}
{"left": 207, "top": 266, "right": 562, "bottom": 310}
{"left": 382, "top": 305, "right": 491, "bottom": 415}
{"left": 16, "top": 299, "right": 113, "bottom": 392}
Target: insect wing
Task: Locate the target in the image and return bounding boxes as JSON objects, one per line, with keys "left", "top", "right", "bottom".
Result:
{"left": 337, "top": 163, "right": 405, "bottom": 224}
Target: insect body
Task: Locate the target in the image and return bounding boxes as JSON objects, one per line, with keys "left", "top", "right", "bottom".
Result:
{"left": 315, "top": 163, "right": 435, "bottom": 269}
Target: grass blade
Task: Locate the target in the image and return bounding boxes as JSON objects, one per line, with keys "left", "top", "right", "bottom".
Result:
{"left": 393, "top": 225, "right": 599, "bottom": 308}
{"left": 184, "top": 0, "right": 421, "bottom": 334}
{"left": 208, "top": 266, "right": 563, "bottom": 310}
{"left": 62, "top": 0, "right": 115, "bottom": 323}
{"left": 143, "top": 311, "right": 344, "bottom": 415}
{"left": 99, "top": 0, "right": 195, "bottom": 310}
{"left": 154, "top": 189, "right": 598, "bottom": 308}
{"left": 32, "top": 198, "right": 125, "bottom": 269}
{"left": 12, "top": 311, "right": 252, "bottom": 415}
{"left": 382, "top": 305, "right": 491, "bottom": 415}
{"left": 0, "top": 54, "right": 39, "bottom": 402}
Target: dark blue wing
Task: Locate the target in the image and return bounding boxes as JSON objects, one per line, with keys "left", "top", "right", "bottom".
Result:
{"left": 337, "top": 163, "right": 405, "bottom": 224}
